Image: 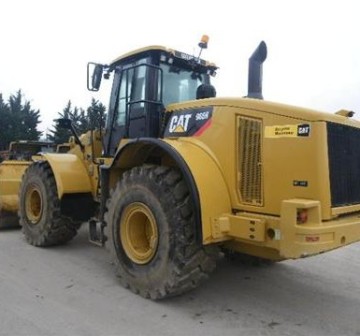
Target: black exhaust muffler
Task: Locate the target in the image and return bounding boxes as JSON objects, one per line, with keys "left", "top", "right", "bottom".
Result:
{"left": 247, "top": 41, "right": 267, "bottom": 99}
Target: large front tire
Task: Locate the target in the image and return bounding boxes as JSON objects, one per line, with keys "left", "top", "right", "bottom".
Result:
{"left": 105, "top": 165, "right": 219, "bottom": 300}
{"left": 19, "top": 161, "right": 80, "bottom": 246}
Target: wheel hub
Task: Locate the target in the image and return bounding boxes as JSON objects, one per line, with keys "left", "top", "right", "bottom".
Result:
{"left": 120, "top": 202, "right": 158, "bottom": 264}
{"left": 25, "top": 185, "right": 43, "bottom": 224}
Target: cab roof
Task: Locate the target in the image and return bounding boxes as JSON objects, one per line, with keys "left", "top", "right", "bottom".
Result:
{"left": 110, "top": 45, "right": 168, "bottom": 66}
{"left": 110, "top": 45, "right": 217, "bottom": 69}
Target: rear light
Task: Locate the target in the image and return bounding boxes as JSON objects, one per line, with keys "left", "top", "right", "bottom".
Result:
{"left": 297, "top": 209, "right": 308, "bottom": 224}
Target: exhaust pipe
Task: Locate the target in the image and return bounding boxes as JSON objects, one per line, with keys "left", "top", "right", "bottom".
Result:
{"left": 247, "top": 41, "right": 267, "bottom": 99}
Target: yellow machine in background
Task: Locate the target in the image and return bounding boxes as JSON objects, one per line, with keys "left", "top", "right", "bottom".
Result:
{"left": 1, "top": 36, "right": 360, "bottom": 299}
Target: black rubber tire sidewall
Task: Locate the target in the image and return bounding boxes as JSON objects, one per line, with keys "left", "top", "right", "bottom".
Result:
{"left": 19, "top": 162, "right": 79, "bottom": 246}
{"left": 110, "top": 181, "right": 176, "bottom": 292}
{"left": 106, "top": 165, "right": 219, "bottom": 299}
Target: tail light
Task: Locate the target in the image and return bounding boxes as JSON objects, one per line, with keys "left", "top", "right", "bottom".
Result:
{"left": 297, "top": 209, "right": 308, "bottom": 224}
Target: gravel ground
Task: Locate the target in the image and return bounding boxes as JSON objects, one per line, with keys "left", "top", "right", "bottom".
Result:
{"left": 0, "top": 226, "right": 359, "bottom": 336}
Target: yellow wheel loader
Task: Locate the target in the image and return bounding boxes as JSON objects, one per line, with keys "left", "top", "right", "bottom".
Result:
{"left": 2, "top": 37, "right": 360, "bottom": 299}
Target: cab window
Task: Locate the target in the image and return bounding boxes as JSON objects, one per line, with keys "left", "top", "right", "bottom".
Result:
{"left": 115, "top": 59, "right": 148, "bottom": 127}
{"left": 160, "top": 63, "right": 205, "bottom": 106}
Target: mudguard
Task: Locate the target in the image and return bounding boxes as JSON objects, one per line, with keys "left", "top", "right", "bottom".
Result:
{"left": 41, "top": 153, "right": 92, "bottom": 198}
{"left": 112, "top": 138, "right": 232, "bottom": 244}
{"left": 163, "top": 139, "right": 231, "bottom": 243}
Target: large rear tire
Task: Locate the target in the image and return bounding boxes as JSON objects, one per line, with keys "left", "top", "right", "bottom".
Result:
{"left": 19, "top": 161, "right": 80, "bottom": 246}
{"left": 105, "top": 165, "right": 219, "bottom": 300}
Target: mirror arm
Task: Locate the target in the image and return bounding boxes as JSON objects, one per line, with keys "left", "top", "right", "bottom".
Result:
{"left": 69, "top": 124, "right": 84, "bottom": 150}
{"left": 56, "top": 118, "right": 84, "bottom": 150}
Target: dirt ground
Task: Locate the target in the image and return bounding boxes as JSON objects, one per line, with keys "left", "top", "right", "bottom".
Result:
{"left": 1, "top": 226, "right": 359, "bottom": 336}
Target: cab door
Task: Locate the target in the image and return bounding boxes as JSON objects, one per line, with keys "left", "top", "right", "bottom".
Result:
{"left": 104, "top": 59, "right": 163, "bottom": 156}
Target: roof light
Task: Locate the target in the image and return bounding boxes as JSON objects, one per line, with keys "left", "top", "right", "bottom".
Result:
{"left": 199, "top": 35, "right": 209, "bottom": 49}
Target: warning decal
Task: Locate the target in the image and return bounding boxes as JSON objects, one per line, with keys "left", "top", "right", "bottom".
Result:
{"left": 265, "top": 124, "right": 310, "bottom": 138}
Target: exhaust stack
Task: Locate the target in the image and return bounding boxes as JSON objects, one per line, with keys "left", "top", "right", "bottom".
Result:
{"left": 247, "top": 41, "right": 267, "bottom": 99}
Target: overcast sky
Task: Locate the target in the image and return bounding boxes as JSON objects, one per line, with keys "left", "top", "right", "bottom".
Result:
{"left": 1, "top": 0, "right": 359, "bottom": 134}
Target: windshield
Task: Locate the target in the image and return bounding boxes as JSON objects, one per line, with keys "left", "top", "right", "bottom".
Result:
{"left": 160, "top": 63, "right": 208, "bottom": 106}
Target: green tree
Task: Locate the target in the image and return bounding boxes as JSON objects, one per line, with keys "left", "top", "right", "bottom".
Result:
{"left": 84, "top": 98, "right": 107, "bottom": 131}
{"left": 0, "top": 93, "right": 10, "bottom": 150}
{"left": 0, "top": 90, "right": 41, "bottom": 150}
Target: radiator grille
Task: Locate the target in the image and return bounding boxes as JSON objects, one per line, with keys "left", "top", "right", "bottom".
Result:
{"left": 327, "top": 122, "right": 360, "bottom": 207}
{"left": 238, "top": 117, "right": 263, "bottom": 206}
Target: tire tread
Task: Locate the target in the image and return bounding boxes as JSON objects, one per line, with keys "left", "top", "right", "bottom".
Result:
{"left": 105, "top": 165, "right": 219, "bottom": 299}
{"left": 19, "top": 161, "right": 80, "bottom": 247}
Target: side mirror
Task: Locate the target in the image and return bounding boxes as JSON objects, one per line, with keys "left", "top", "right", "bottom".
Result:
{"left": 56, "top": 118, "right": 72, "bottom": 129}
{"left": 55, "top": 118, "right": 84, "bottom": 149}
{"left": 87, "top": 63, "right": 104, "bottom": 92}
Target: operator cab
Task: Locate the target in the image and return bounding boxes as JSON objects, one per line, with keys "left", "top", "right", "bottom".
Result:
{"left": 88, "top": 44, "right": 217, "bottom": 156}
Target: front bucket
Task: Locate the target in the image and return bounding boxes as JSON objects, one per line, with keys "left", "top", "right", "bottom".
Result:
{"left": 0, "top": 160, "right": 30, "bottom": 229}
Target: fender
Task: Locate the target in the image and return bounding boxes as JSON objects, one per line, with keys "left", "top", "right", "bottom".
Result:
{"left": 110, "top": 138, "right": 231, "bottom": 244}
{"left": 41, "top": 153, "right": 92, "bottom": 198}
{"left": 163, "top": 138, "right": 232, "bottom": 244}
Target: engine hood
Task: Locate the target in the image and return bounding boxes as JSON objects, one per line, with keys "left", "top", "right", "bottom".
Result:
{"left": 166, "top": 97, "right": 359, "bottom": 127}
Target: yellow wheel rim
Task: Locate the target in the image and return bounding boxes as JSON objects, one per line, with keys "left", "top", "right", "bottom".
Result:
{"left": 120, "top": 202, "right": 159, "bottom": 264}
{"left": 25, "top": 185, "right": 43, "bottom": 224}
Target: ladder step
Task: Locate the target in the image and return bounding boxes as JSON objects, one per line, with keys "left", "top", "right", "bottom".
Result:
{"left": 89, "top": 219, "right": 107, "bottom": 247}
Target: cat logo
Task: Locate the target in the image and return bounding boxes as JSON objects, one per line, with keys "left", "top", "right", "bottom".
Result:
{"left": 173, "top": 124, "right": 185, "bottom": 132}
{"left": 169, "top": 114, "right": 192, "bottom": 133}
{"left": 297, "top": 124, "right": 310, "bottom": 137}
{"left": 164, "top": 107, "right": 213, "bottom": 138}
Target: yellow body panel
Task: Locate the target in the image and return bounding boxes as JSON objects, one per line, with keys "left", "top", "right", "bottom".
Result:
{"left": 42, "top": 153, "right": 92, "bottom": 198}
{"left": 210, "top": 198, "right": 360, "bottom": 260}
{"left": 162, "top": 138, "right": 231, "bottom": 243}
{"left": 167, "top": 100, "right": 332, "bottom": 219}
{"left": 164, "top": 97, "right": 360, "bottom": 259}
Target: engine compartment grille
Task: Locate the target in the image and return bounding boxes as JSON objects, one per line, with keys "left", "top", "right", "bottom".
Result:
{"left": 238, "top": 117, "right": 263, "bottom": 206}
{"left": 327, "top": 122, "right": 360, "bottom": 207}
